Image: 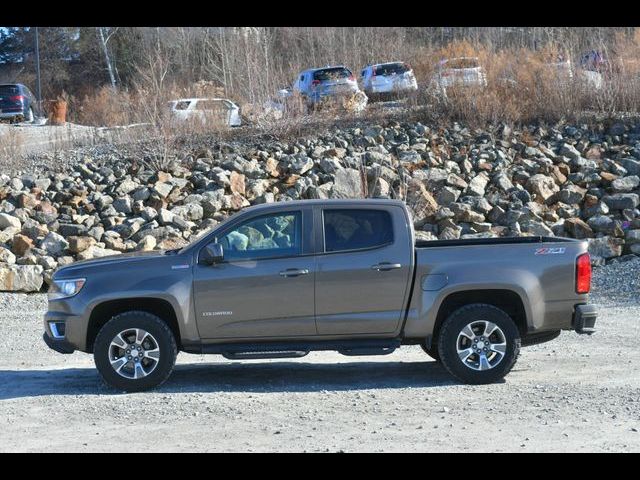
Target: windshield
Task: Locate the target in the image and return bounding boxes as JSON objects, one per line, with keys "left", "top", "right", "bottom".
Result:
{"left": 0, "top": 85, "right": 20, "bottom": 96}
{"left": 374, "top": 63, "right": 410, "bottom": 76}
{"left": 445, "top": 58, "right": 480, "bottom": 69}
{"left": 313, "top": 67, "right": 352, "bottom": 81}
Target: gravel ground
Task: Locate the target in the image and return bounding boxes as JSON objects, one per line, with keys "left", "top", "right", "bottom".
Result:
{"left": 1, "top": 260, "right": 639, "bottom": 452}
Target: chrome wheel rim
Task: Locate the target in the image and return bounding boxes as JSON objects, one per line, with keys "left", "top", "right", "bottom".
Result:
{"left": 108, "top": 328, "right": 160, "bottom": 379}
{"left": 456, "top": 320, "right": 507, "bottom": 371}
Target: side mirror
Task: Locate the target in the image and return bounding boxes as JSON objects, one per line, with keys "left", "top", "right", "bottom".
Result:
{"left": 201, "top": 242, "right": 224, "bottom": 265}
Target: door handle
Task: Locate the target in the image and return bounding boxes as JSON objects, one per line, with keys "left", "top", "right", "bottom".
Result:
{"left": 371, "top": 263, "right": 402, "bottom": 271}
{"left": 279, "top": 268, "right": 310, "bottom": 278}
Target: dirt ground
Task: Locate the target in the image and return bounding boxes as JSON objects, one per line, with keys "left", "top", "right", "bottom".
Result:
{"left": 0, "top": 267, "right": 639, "bottom": 452}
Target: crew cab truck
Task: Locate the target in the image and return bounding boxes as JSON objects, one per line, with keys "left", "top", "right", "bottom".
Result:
{"left": 43, "top": 199, "right": 597, "bottom": 392}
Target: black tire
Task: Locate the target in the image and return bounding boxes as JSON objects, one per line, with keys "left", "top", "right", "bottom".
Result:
{"left": 93, "top": 311, "right": 177, "bottom": 392}
{"left": 420, "top": 343, "right": 441, "bottom": 362}
{"left": 437, "top": 303, "right": 520, "bottom": 385}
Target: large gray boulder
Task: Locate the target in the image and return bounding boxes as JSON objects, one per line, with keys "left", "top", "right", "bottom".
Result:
{"left": 0, "top": 264, "right": 44, "bottom": 292}
{"left": 330, "top": 168, "right": 364, "bottom": 199}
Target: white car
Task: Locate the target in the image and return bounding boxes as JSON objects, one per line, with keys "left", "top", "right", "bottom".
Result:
{"left": 431, "top": 57, "right": 488, "bottom": 94}
{"left": 168, "top": 98, "right": 241, "bottom": 127}
{"left": 542, "top": 59, "right": 603, "bottom": 90}
{"left": 360, "top": 62, "right": 418, "bottom": 99}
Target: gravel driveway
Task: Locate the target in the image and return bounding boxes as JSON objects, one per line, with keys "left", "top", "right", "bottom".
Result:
{"left": 1, "top": 259, "right": 639, "bottom": 452}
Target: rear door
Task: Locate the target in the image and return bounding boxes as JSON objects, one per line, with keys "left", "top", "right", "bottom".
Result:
{"left": 314, "top": 205, "right": 413, "bottom": 335}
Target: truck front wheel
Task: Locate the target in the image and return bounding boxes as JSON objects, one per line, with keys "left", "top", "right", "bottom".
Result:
{"left": 93, "top": 311, "right": 177, "bottom": 392}
{"left": 437, "top": 304, "right": 520, "bottom": 384}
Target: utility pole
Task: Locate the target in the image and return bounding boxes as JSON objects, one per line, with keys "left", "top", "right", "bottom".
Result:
{"left": 35, "top": 27, "right": 42, "bottom": 116}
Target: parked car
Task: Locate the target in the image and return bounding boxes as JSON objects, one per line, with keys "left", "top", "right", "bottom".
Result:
{"left": 167, "top": 98, "right": 241, "bottom": 127}
{"left": 541, "top": 57, "right": 603, "bottom": 90}
{"left": 430, "top": 57, "right": 488, "bottom": 95}
{"left": 293, "top": 66, "right": 366, "bottom": 111}
{"left": 360, "top": 61, "right": 418, "bottom": 100}
{"left": 0, "top": 83, "right": 39, "bottom": 123}
{"left": 544, "top": 58, "right": 574, "bottom": 84}
{"left": 43, "top": 199, "right": 597, "bottom": 392}
{"left": 262, "top": 87, "right": 296, "bottom": 118}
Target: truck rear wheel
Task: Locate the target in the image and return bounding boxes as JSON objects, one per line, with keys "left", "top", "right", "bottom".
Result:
{"left": 93, "top": 311, "right": 177, "bottom": 392}
{"left": 437, "top": 304, "right": 520, "bottom": 384}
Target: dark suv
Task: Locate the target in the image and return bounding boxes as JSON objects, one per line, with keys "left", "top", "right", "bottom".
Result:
{"left": 0, "top": 83, "right": 38, "bottom": 123}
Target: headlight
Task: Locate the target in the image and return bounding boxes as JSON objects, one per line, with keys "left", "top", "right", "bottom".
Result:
{"left": 48, "top": 278, "right": 86, "bottom": 300}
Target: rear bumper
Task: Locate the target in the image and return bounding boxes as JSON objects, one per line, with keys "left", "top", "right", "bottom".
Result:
{"left": 573, "top": 304, "right": 597, "bottom": 334}
{"left": 0, "top": 110, "right": 24, "bottom": 119}
{"left": 369, "top": 82, "right": 417, "bottom": 94}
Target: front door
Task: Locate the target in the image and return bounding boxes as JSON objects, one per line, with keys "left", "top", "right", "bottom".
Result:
{"left": 194, "top": 209, "right": 316, "bottom": 339}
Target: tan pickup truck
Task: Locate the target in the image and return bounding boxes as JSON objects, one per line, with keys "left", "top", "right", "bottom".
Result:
{"left": 44, "top": 199, "right": 597, "bottom": 392}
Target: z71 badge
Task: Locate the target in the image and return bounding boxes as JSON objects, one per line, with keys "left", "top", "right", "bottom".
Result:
{"left": 535, "top": 247, "right": 566, "bottom": 255}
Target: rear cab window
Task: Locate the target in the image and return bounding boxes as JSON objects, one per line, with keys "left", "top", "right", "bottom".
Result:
{"left": 323, "top": 209, "right": 393, "bottom": 253}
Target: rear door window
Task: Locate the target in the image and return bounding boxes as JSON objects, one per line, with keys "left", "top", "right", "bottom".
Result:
{"left": 323, "top": 209, "right": 393, "bottom": 252}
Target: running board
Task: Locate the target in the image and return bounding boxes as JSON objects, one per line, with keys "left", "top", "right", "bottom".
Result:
{"left": 188, "top": 338, "right": 402, "bottom": 357}
{"left": 338, "top": 346, "right": 397, "bottom": 356}
{"left": 222, "top": 350, "right": 309, "bottom": 360}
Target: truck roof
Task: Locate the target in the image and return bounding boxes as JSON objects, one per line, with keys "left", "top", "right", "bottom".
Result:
{"left": 241, "top": 198, "right": 406, "bottom": 213}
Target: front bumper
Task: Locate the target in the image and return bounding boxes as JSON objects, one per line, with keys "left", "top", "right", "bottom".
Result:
{"left": 573, "top": 304, "right": 597, "bottom": 334}
{"left": 43, "top": 331, "right": 76, "bottom": 354}
{"left": 42, "top": 308, "right": 86, "bottom": 353}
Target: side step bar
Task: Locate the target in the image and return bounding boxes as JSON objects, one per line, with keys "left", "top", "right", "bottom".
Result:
{"left": 186, "top": 338, "right": 402, "bottom": 359}
{"left": 338, "top": 346, "right": 397, "bottom": 356}
{"left": 222, "top": 350, "right": 309, "bottom": 360}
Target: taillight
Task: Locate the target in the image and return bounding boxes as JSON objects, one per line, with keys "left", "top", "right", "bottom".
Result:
{"left": 576, "top": 253, "right": 592, "bottom": 294}
{"left": 348, "top": 75, "right": 355, "bottom": 81}
{"left": 311, "top": 79, "right": 320, "bottom": 86}
{"left": 9, "top": 95, "right": 24, "bottom": 102}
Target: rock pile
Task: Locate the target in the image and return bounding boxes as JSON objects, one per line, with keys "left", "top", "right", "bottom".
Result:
{"left": 1, "top": 119, "right": 640, "bottom": 291}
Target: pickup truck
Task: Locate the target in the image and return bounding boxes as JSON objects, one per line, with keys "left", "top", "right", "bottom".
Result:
{"left": 43, "top": 199, "right": 597, "bottom": 392}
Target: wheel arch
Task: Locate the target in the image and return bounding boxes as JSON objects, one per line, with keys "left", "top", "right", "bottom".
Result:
{"left": 429, "top": 289, "right": 528, "bottom": 349}
{"left": 86, "top": 297, "right": 182, "bottom": 353}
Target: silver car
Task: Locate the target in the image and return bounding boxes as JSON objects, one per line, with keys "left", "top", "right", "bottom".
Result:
{"left": 293, "top": 66, "right": 364, "bottom": 108}
{"left": 360, "top": 62, "right": 418, "bottom": 100}
{"left": 430, "top": 57, "right": 488, "bottom": 96}
{"left": 167, "top": 98, "right": 242, "bottom": 127}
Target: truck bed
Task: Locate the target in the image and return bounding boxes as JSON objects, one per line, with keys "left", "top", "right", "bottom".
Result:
{"left": 415, "top": 235, "right": 575, "bottom": 249}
